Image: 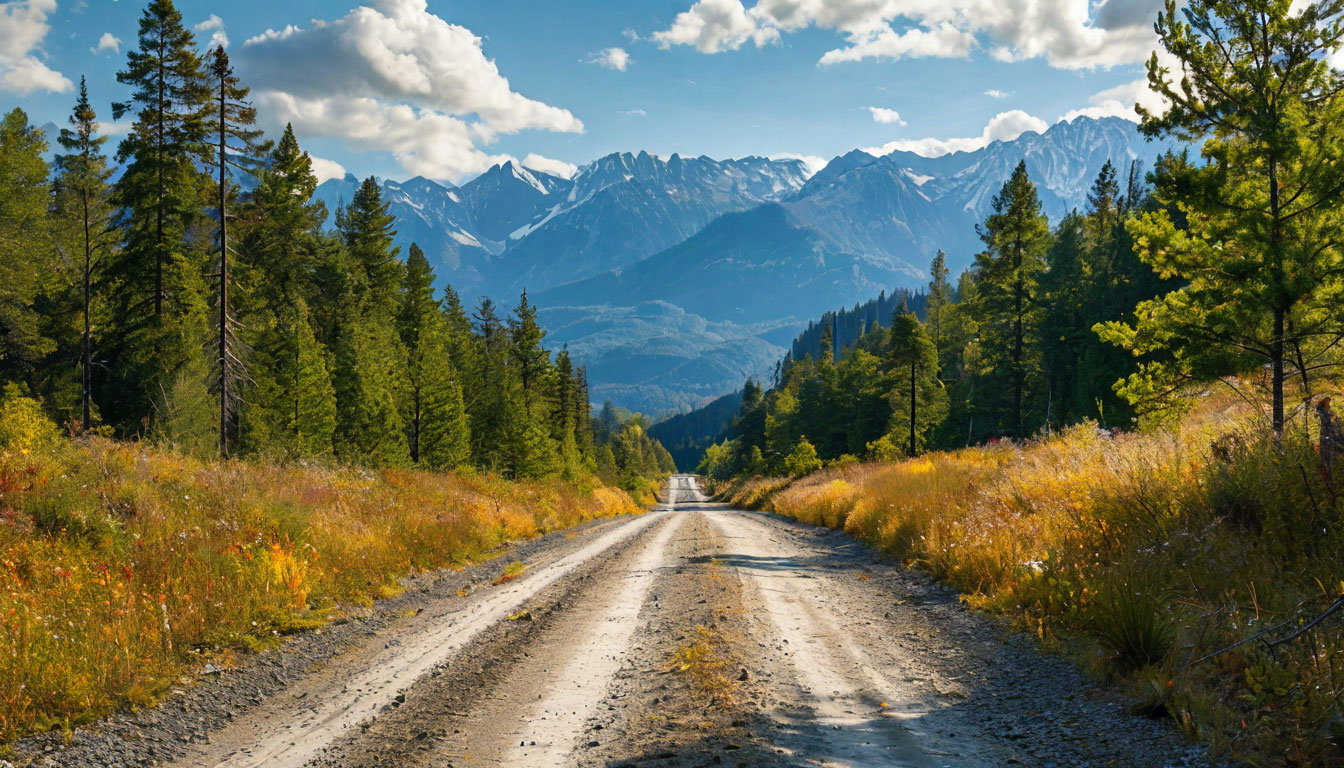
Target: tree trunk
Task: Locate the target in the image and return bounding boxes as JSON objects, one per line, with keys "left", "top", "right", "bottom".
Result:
{"left": 155, "top": 39, "right": 165, "bottom": 318}
{"left": 1013, "top": 273, "right": 1024, "bottom": 438}
{"left": 909, "top": 354, "right": 917, "bottom": 456}
{"left": 1272, "top": 306, "right": 1285, "bottom": 436}
{"left": 217, "top": 68, "right": 229, "bottom": 458}
{"left": 82, "top": 189, "right": 92, "bottom": 433}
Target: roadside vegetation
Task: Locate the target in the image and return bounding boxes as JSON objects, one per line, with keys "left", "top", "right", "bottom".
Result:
{"left": 720, "top": 393, "right": 1344, "bottom": 765}
{"left": 0, "top": 392, "right": 641, "bottom": 744}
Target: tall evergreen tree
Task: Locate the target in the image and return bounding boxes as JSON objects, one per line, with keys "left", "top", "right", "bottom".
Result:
{"left": 1038, "top": 211, "right": 1088, "bottom": 429}
{"left": 396, "top": 244, "right": 469, "bottom": 468}
{"left": 925, "top": 250, "right": 952, "bottom": 353}
{"left": 109, "top": 0, "right": 211, "bottom": 432}
{"left": 0, "top": 109, "right": 54, "bottom": 388}
{"left": 887, "top": 308, "right": 944, "bottom": 456}
{"left": 338, "top": 177, "right": 401, "bottom": 307}
{"left": 331, "top": 177, "right": 407, "bottom": 465}
{"left": 53, "top": 80, "right": 116, "bottom": 432}
{"left": 510, "top": 290, "right": 550, "bottom": 402}
{"left": 1103, "top": 0, "right": 1344, "bottom": 434}
{"left": 468, "top": 298, "right": 508, "bottom": 468}
{"left": 973, "top": 160, "right": 1051, "bottom": 438}
{"left": 235, "top": 124, "right": 334, "bottom": 459}
{"left": 206, "top": 46, "right": 267, "bottom": 457}
{"left": 241, "top": 297, "right": 336, "bottom": 458}
{"left": 241, "top": 125, "right": 325, "bottom": 302}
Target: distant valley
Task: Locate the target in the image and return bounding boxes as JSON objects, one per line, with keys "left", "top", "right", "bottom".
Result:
{"left": 313, "top": 116, "right": 1174, "bottom": 415}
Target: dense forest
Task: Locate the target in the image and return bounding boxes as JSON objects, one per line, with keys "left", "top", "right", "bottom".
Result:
{"left": 787, "top": 289, "right": 929, "bottom": 365}
{"left": 0, "top": 0, "right": 671, "bottom": 492}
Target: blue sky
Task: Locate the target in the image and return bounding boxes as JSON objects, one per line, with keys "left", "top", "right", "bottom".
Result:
{"left": 2, "top": 0, "right": 1167, "bottom": 184}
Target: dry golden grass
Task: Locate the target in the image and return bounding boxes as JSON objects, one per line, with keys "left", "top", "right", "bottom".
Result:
{"left": 671, "top": 624, "right": 739, "bottom": 709}
{"left": 0, "top": 433, "right": 638, "bottom": 743}
{"left": 726, "top": 396, "right": 1344, "bottom": 766}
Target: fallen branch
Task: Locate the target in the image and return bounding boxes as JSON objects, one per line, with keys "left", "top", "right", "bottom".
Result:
{"left": 1187, "top": 594, "right": 1344, "bottom": 669}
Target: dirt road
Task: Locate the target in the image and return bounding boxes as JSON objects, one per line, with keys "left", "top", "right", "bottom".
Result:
{"left": 24, "top": 476, "right": 1209, "bottom": 767}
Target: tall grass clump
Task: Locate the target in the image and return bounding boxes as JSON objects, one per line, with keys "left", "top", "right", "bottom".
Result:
{"left": 0, "top": 394, "right": 639, "bottom": 743}
{"left": 728, "top": 398, "right": 1344, "bottom": 765}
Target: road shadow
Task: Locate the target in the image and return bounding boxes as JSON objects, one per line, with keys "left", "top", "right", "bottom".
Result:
{"left": 597, "top": 706, "right": 946, "bottom": 768}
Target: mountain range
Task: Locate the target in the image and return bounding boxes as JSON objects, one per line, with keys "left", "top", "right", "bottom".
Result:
{"left": 312, "top": 116, "right": 1176, "bottom": 415}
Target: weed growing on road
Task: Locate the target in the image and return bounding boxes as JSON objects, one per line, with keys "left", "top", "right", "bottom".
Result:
{"left": 671, "top": 625, "right": 738, "bottom": 709}
{"left": 726, "top": 396, "right": 1344, "bottom": 764}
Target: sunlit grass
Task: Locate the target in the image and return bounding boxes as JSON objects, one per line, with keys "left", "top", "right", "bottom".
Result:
{"left": 726, "top": 394, "right": 1344, "bottom": 765}
{"left": 0, "top": 433, "right": 638, "bottom": 743}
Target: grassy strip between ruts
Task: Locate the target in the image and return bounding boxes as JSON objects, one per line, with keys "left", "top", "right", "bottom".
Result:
{"left": 719, "top": 395, "right": 1344, "bottom": 767}
{"left": 0, "top": 408, "right": 641, "bottom": 744}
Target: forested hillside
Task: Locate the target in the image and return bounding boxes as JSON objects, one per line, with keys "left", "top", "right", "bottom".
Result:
{"left": 700, "top": 157, "right": 1168, "bottom": 478}
{"left": 0, "top": 0, "right": 671, "bottom": 494}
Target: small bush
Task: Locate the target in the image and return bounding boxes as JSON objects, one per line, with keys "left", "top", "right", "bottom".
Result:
{"left": 0, "top": 385, "right": 58, "bottom": 453}
{"left": 784, "top": 438, "right": 822, "bottom": 477}
{"left": 1092, "top": 573, "right": 1176, "bottom": 674}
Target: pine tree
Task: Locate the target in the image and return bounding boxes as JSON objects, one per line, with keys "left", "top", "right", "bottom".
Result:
{"left": 242, "top": 124, "right": 326, "bottom": 305}
{"left": 235, "top": 124, "right": 334, "bottom": 459}
{"left": 206, "top": 46, "right": 267, "bottom": 457}
{"left": 396, "top": 244, "right": 469, "bottom": 468}
{"left": 397, "top": 244, "right": 437, "bottom": 462}
{"left": 925, "top": 250, "right": 952, "bottom": 353}
{"left": 108, "top": 0, "right": 211, "bottom": 431}
{"left": 468, "top": 298, "right": 508, "bottom": 468}
{"left": 331, "top": 320, "right": 409, "bottom": 467}
{"left": 504, "top": 291, "right": 561, "bottom": 476}
{"left": 510, "top": 290, "right": 550, "bottom": 403}
{"left": 973, "top": 160, "right": 1051, "bottom": 438}
{"left": 0, "top": 109, "right": 55, "bottom": 388}
{"left": 242, "top": 298, "right": 336, "bottom": 458}
{"left": 330, "top": 178, "right": 407, "bottom": 466}
{"left": 53, "top": 80, "right": 116, "bottom": 432}
{"left": 1101, "top": 0, "right": 1344, "bottom": 434}
{"left": 1038, "top": 211, "right": 1088, "bottom": 429}
{"left": 573, "top": 365, "right": 595, "bottom": 460}
{"left": 887, "top": 308, "right": 944, "bottom": 456}
{"left": 338, "top": 177, "right": 401, "bottom": 307}
{"left": 417, "top": 349, "right": 470, "bottom": 470}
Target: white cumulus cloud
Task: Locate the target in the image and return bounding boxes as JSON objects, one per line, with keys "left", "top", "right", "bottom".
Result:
{"left": 621, "top": 108, "right": 648, "bottom": 117}
{"left": 984, "top": 88, "right": 1010, "bottom": 99}
{"left": 653, "top": 0, "right": 1160, "bottom": 69}
{"left": 1062, "top": 73, "right": 1169, "bottom": 123}
{"left": 866, "top": 109, "right": 1049, "bottom": 157}
{"left": 866, "top": 106, "right": 906, "bottom": 125}
{"left": 238, "top": 0, "right": 582, "bottom": 181}
{"left": 92, "top": 32, "right": 121, "bottom": 55}
{"left": 308, "top": 155, "right": 348, "bottom": 184}
{"left": 653, "top": 0, "right": 780, "bottom": 53}
{"left": 0, "top": 0, "right": 72, "bottom": 94}
{"left": 195, "top": 14, "right": 228, "bottom": 49}
{"left": 586, "top": 46, "right": 630, "bottom": 71}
